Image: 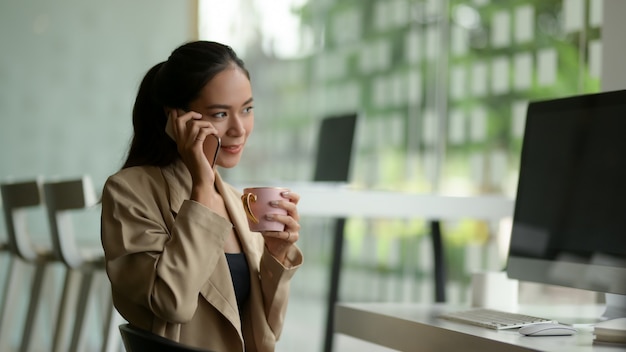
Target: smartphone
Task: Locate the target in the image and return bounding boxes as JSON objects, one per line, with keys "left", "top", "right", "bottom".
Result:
{"left": 165, "top": 114, "right": 221, "bottom": 168}
{"left": 203, "top": 134, "right": 221, "bottom": 168}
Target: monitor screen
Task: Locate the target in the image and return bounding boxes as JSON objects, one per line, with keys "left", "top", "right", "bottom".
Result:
{"left": 506, "top": 89, "right": 626, "bottom": 302}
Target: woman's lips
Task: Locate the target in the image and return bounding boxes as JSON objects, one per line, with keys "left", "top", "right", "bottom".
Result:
{"left": 221, "top": 144, "right": 243, "bottom": 154}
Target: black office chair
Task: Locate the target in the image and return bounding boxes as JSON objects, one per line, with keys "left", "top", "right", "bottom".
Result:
{"left": 119, "top": 324, "right": 214, "bottom": 352}
{"left": 313, "top": 113, "right": 358, "bottom": 352}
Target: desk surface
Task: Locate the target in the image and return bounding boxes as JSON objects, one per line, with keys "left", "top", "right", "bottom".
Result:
{"left": 240, "top": 182, "right": 515, "bottom": 220}
{"left": 335, "top": 303, "right": 623, "bottom": 352}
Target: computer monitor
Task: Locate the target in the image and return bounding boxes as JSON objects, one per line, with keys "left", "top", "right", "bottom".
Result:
{"left": 313, "top": 113, "right": 358, "bottom": 182}
{"left": 506, "top": 89, "right": 626, "bottom": 320}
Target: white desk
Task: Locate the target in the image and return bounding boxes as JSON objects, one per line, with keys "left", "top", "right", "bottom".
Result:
{"left": 268, "top": 182, "right": 515, "bottom": 220}
{"left": 335, "top": 303, "right": 622, "bottom": 352}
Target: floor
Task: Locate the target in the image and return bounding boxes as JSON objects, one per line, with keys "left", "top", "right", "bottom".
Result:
{"left": 277, "top": 293, "right": 396, "bottom": 352}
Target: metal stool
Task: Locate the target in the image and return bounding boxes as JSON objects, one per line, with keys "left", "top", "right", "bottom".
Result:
{"left": 43, "top": 176, "right": 120, "bottom": 352}
{"left": 0, "top": 223, "right": 17, "bottom": 344}
{"left": 0, "top": 179, "right": 61, "bottom": 352}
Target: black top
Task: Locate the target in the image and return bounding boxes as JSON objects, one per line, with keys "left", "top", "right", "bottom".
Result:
{"left": 225, "top": 252, "right": 250, "bottom": 314}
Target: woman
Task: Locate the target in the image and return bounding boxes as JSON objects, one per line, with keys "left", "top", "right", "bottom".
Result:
{"left": 101, "top": 41, "right": 303, "bottom": 352}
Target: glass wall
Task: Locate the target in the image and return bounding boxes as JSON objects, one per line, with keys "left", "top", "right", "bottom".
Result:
{"left": 199, "top": 0, "right": 602, "bottom": 350}
{"left": 201, "top": 0, "right": 601, "bottom": 192}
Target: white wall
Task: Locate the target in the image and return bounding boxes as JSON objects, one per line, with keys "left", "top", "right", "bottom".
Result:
{"left": 0, "top": 2, "right": 196, "bottom": 349}
{"left": 0, "top": 0, "right": 196, "bottom": 189}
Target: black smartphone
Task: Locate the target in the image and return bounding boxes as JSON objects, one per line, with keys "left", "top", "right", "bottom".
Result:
{"left": 165, "top": 115, "right": 221, "bottom": 168}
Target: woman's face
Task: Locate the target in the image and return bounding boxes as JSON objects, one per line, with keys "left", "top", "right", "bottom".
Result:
{"left": 187, "top": 66, "right": 254, "bottom": 169}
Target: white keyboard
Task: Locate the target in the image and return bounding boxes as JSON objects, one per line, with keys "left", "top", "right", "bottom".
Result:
{"left": 438, "top": 308, "right": 556, "bottom": 330}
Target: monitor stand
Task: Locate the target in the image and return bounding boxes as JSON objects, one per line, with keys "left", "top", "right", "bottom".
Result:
{"left": 602, "top": 293, "right": 626, "bottom": 320}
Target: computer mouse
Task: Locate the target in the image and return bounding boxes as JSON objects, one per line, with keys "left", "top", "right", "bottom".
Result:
{"left": 518, "top": 323, "right": 578, "bottom": 336}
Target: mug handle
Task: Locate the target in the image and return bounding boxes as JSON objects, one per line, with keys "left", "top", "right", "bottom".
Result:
{"left": 241, "top": 193, "right": 259, "bottom": 224}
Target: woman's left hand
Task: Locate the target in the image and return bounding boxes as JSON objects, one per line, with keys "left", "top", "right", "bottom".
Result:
{"left": 261, "top": 190, "right": 300, "bottom": 264}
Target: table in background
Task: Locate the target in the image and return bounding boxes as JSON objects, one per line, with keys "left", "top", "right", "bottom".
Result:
{"left": 289, "top": 182, "right": 514, "bottom": 220}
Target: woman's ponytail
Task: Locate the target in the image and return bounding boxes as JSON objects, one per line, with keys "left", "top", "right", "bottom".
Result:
{"left": 122, "top": 62, "right": 177, "bottom": 169}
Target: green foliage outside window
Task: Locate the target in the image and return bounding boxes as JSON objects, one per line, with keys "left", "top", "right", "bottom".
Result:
{"left": 227, "top": 0, "right": 602, "bottom": 300}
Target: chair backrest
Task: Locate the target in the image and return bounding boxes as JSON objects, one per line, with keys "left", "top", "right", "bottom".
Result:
{"left": 0, "top": 179, "right": 44, "bottom": 261}
{"left": 313, "top": 113, "right": 358, "bottom": 182}
{"left": 42, "top": 176, "right": 97, "bottom": 268}
{"left": 0, "top": 197, "right": 7, "bottom": 252}
{"left": 118, "top": 324, "right": 213, "bottom": 352}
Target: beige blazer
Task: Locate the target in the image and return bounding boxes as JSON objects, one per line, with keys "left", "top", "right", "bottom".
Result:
{"left": 101, "top": 159, "right": 303, "bottom": 352}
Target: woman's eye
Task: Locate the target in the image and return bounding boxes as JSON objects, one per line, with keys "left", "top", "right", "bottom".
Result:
{"left": 243, "top": 106, "right": 254, "bottom": 113}
{"left": 213, "top": 112, "right": 227, "bottom": 118}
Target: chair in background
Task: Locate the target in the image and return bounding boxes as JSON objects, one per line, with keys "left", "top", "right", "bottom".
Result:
{"left": 311, "top": 113, "right": 358, "bottom": 352}
{"left": 0, "top": 199, "right": 18, "bottom": 347}
{"left": 0, "top": 237, "right": 12, "bottom": 321}
{"left": 118, "top": 324, "right": 214, "bottom": 352}
{"left": 0, "top": 179, "right": 63, "bottom": 352}
{"left": 43, "top": 176, "right": 120, "bottom": 352}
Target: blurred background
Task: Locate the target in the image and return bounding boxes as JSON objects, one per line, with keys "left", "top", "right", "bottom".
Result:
{"left": 0, "top": 0, "right": 621, "bottom": 351}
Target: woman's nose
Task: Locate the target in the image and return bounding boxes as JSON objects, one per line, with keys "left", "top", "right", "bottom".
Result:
{"left": 227, "top": 115, "right": 245, "bottom": 136}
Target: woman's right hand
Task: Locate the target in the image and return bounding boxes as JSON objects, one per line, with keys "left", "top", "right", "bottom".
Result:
{"left": 167, "top": 109, "right": 219, "bottom": 197}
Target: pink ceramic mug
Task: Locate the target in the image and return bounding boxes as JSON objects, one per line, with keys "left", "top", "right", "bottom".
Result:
{"left": 241, "top": 187, "right": 288, "bottom": 232}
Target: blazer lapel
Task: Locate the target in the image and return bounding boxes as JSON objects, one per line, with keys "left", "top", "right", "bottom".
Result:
{"left": 215, "top": 175, "right": 263, "bottom": 267}
{"left": 160, "top": 163, "right": 243, "bottom": 331}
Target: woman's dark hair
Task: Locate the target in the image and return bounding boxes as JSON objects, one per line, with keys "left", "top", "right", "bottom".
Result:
{"left": 121, "top": 41, "right": 249, "bottom": 169}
